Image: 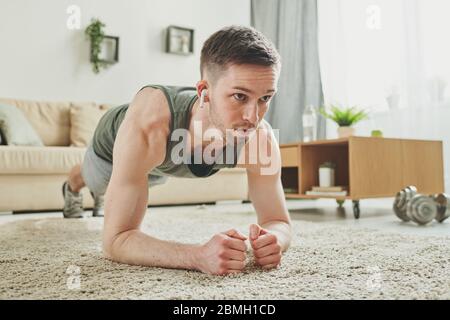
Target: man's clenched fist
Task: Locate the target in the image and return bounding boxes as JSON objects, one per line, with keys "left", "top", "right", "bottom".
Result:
{"left": 197, "top": 229, "right": 248, "bottom": 276}
{"left": 249, "top": 224, "right": 282, "bottom": 269}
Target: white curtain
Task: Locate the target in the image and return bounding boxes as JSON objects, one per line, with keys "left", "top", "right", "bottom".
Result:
{"left": 318, "top": 0, "right": 450, "bottom": 192}
{"left": 317, "top": 0, "right": 438, "bottom": 111}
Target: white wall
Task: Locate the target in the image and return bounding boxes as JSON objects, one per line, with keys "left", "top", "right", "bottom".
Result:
{"left": 0, "top": 0, "right": 250, "bottom": 104}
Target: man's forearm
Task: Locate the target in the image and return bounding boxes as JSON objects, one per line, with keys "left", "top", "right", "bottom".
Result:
{"left": 260, "top": 220, "right": 292, "bottom": 252}
{"left": 104, "top": 229, "right": 202, "bottom": 270}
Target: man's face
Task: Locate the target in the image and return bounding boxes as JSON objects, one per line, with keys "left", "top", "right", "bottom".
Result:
{"left": 206, "top": 64, "right": 278, "bottom": 140}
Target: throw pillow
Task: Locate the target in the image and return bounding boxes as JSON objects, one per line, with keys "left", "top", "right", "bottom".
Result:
{"left": 0, "top": 103, "right": 44, "bottom": 146}
{"left": 70, "top": 102, "right": 107, "bottom": 147}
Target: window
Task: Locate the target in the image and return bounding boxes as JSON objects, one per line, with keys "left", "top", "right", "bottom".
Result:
{"left": 318, "top": 0, "right": 450, "bottom": 112}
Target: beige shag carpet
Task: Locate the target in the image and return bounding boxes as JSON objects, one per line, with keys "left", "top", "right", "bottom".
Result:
{"left": 1, "top": 205, "right": 450, "bottom": 300}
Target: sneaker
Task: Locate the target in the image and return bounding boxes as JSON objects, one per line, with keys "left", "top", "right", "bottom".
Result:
{"left": 91, "top": 192, "right": 104, "bottom": 217}
{"left": 62, "top": 181, "right": 84, "bottom": 218}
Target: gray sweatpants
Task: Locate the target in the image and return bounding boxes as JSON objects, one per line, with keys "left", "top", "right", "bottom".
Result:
{"left": 81, "top": 142, "right": 168, "bottom": 197}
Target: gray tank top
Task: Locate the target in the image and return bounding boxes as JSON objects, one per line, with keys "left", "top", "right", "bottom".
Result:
{"left": 92, "top": 84, "right": 243, "bottom": 178}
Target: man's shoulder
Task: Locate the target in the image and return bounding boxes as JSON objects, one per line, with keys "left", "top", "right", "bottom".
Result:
{"left": 259, "top": 118, "right": 272, "bottom": 131}
{"left": 253, "top": 119, "right": 276, "bottom": 145}
{"left": 133, "top": 86, "right": 170, "bottom": 114}
{"left": 127, "top": 86, "right": 172, "bottom": 133}
{"left": 114, "top": 88, "right": 171, "bottom": 167}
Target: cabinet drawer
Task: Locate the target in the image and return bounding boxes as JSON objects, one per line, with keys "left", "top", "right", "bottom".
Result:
{"left": 280, "top": 147, "right": 298, "bottom": 167}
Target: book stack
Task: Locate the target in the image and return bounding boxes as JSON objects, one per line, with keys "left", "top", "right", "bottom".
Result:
{"left": 305, "top": 186, "right": 348, "bottom": 197}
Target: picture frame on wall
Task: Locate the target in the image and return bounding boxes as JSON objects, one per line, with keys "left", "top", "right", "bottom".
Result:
{"left": 94, "top": 35, "right": 119, "bottom": 64}
{"left": 165, "top": 25, "right": 194, "bottom": 55}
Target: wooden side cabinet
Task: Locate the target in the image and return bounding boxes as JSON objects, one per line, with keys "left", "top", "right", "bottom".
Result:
{"left": 280, "top": 136, "right": 445, "bottom": 218}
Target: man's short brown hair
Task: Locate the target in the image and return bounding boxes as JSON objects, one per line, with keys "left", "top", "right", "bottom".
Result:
{"left": 200, "top": 25, "right": 281, "bottom": 80}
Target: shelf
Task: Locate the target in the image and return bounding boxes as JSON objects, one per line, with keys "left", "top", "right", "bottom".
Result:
{"left": 285, "top": 193, "right": 398, "bottom": 200}
{"left": 285, "top": 193, "right": 351, "bottom": 200}
{"left": 281, "top": 167, "right": 299, "bottom": 195}
{"left": 280, "top": 136, "right": 444, "bottom": 201}
{"left": 300, "top": 142, "right": 350, "bottom": 196}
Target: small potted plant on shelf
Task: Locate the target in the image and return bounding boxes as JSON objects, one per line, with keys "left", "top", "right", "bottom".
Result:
{"left": 319, "top": 105, "right": 369, "bottom": 138}
{"left": 371, "top": 129, "right": 383, "bottom": 138}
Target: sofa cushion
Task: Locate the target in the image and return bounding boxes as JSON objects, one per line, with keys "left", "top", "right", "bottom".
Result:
{"left": 70, "top": 102, "right": 108, "bottom": 147}
{"left": 0, "top": 146, "right": 86, "bottom": 174}
{"left": 0, "top": 98, "right": 71, "bottom": 146}
{"left": 0, "top": 103, "right": 44, "bottom": 146}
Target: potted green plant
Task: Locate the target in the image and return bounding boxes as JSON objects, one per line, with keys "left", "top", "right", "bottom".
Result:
{"left": 319, "top": 105, "right": 369, "bottom": 138}
{"left": 85, "top": 18, "right": 106, "bottom": 74}
{"left": 371, "top": 129, "right": 383, "bottom": 138}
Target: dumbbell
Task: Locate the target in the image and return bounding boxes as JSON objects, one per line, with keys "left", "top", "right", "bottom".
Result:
{"left": 393, "top": 186, "right": 450, "bottom": 225}
{"left": 393, "top": 186, "right": 417, "bottom": 222}
{"left": 433, "top": 193, "right": 450, "bottom": 223}
{"left": 406, "top": 194, "right": 437, "bottom": 225}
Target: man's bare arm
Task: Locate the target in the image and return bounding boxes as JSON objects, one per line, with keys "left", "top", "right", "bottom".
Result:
{"left": 102, "top": 88, "right": 203, "bottom": 270}
{"left": 246, "top": 136, "right": 292, "bottom": 251}
{"left": 239, "top": 122, "right": 292, "bottom": 262}
{"left": 102, "top": 88, "right": 248, "bottom": 275}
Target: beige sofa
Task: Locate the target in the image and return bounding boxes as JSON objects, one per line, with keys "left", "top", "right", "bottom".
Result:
{"left": 0, "top": 97, "right": 248, "bottom": 212}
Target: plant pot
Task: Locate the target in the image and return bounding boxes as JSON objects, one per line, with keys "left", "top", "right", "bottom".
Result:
{"left": 337, "top": 126, "right": 355, "bottom": 138}
{"left": 319, "top": 167, "right": 335, "bottom": 187}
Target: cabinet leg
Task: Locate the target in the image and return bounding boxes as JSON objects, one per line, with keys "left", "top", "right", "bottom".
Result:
{"left": 352, "top": 200, "right": 360, "bottom": 219}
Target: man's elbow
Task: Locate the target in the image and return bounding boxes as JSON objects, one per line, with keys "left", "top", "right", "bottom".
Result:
{"left": 102, "top": 234, "right": 118, "bottom": 261}
{"left": 102, "top": 239, "right": 115, "bottom": 261}
{"left": 102, "top": 229, "right": 133, "bottom": 262}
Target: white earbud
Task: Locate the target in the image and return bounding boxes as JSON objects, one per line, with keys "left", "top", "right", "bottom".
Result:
{"left": 199, "top": 89, "right": 207, "bottom": 108}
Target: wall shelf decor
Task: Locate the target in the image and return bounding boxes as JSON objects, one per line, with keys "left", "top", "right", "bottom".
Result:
{"left": 96, "top": 35, "right": 119, "bottom": 64}
{"left": 165, "top": 25, "right": 194, "bottom": 55}
{"left": 85, "top": 18, "right": 119, "bottom": 74}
